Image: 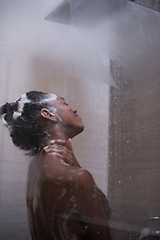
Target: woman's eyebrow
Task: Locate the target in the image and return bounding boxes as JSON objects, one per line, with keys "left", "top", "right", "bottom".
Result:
{"left": 60, "top": 97, "right": 65, "bottom": 101}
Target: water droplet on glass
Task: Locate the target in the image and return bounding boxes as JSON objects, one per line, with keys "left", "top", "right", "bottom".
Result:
{"left": 68, "top": 176, "right": 73, "bottom": 182}
{"left": 70, "top": 196, "right": 76, "bottom": 202}
{"left": 92, "top": 194, "right": 96, "bottom": 198}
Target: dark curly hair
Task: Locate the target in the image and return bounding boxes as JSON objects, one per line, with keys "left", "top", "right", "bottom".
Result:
{"left": 0, "top": 91, "right": 55, "bottom": 155}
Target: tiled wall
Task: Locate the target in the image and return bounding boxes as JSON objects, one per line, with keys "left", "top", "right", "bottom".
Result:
{"left": 108, "top": 60, "right": 160, "bottom": 239}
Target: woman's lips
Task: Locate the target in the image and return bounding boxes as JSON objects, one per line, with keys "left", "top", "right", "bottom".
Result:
{"left": 74, "top": 114, "right": 81, "bottom": 120}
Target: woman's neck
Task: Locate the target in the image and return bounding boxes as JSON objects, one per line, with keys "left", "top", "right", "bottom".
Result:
{"left": 43, "top": 131, "right": 68, "bottom": 147}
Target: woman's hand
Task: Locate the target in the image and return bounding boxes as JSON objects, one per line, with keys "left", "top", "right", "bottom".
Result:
{"left": 43, "top": 139, "right": 81, "bottom": 167}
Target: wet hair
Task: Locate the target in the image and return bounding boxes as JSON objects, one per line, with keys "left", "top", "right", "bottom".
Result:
{"left": 0, "top": 91, "right": 55, "bottom": 155}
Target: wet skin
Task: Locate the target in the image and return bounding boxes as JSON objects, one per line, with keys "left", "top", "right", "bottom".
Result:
{"left": 27, "top": 96, "right": 112, "bottom": 240}
{"left": 40, "top": 96, "right": 84, "bottom": 140}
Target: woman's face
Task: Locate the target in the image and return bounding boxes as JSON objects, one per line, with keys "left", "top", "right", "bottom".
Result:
{"left": 48, "top": 95, "right": 84, "bottom": 137}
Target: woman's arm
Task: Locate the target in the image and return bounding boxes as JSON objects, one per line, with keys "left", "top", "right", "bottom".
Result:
{"left": 41, "top": 140, "right": 112, "bottom": 239}
{"left": 77, "top": 170, "right": 112, "bottom": 240}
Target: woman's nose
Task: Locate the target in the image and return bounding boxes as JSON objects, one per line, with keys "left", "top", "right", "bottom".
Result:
{"left": 73, "top": 108, "right": 77, "bottom": 114}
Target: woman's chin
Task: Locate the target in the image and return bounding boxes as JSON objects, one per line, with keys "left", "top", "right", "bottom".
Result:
{"left": 71, "top": 125, "right": 84, "bottom": 138}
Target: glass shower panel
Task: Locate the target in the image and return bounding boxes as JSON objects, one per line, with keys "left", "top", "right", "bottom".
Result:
{"left": 0, "top": 0, "right": 160, "bottom": 239}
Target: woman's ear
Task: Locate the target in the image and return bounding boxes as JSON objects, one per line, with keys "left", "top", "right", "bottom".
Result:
{"left": 41, "top": 108, "right": 57, "bottom": 123}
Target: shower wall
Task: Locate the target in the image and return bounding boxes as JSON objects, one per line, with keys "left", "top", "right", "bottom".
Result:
{"left": 0, "top": 1, "right": 110, "bottom": 239}
{"left": 105, "top": 2, "right": 160, "bottom": 239}
{"left": 131, "top": 0, "right": 160, "bottom": 12}
{"left": 108, "top": 60, "right": 160, "bottom": 239}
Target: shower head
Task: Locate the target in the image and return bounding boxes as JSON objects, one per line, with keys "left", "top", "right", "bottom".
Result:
{"left": 45, "top": 0, "right": 125, "bottom": 27}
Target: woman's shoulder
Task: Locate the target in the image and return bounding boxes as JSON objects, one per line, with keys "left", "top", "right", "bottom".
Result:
{"left": 39, "top": 152, "right": 94, "bottom": 185}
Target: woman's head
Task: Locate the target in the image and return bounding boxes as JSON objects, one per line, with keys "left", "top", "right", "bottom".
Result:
{"left": 0, "top": 91, "right": 84, "bottom": 155}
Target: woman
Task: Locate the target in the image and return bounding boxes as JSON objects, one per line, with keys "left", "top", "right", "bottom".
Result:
{"left": 0, "top": 91, "right": 111, "bottom": 240}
